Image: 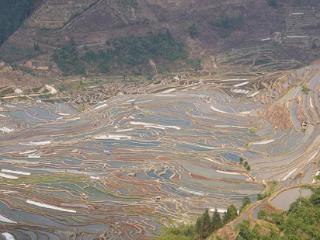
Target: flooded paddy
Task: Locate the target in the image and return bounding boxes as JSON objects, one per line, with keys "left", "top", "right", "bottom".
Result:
{"left": 271, "top": 188, "right": 312, "bottom": 211}
{"left": 0, "top": 66, "right": 320, "bottom": 239}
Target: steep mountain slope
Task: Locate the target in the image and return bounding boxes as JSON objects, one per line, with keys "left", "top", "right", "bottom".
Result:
{"left": 0, "top": 0, "right": 37, "bottom": 46}
{"left": 1, "top": 0, "right": 319, "bottom": 77}
{"left": 0, "top": 1, "right": 320, "bottom": 240}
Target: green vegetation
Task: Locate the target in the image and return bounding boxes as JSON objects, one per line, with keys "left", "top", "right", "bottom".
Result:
{"left": 240, "top": 197, "right": 251, "bottom": 212}
{"left": 212, "top": 209, "right": 223, "bottom": 230}
{"left": 110, "top": 31, "right": 186, "bottom": 66}
{"left": 212, "top": 15, "right": 245, "bottom": 37}
{"left": 53, "top": 31, "right": 186, "bottom": 75}
{"left": 266, "top": 0, "right": 278, "bottom": 8}
{"left": 301, "top": 85, "right": 311, "bottom": 94}
{"left": 223, "top": 205, "right": 238, "bottom": 224}
{"left": 0, "top": 0, "right": 35, "bottom": 46}
{"left": 53, "top": 41, "right": 85, "bottom": 75}
{"left": 257, "top": 181, "right": 278, "bottom": 200}
{"left": 188, "top": 58, "right": 203, "bottom": 71}
{"left": 118, "top": 0, "right": 138, "bottom": 8}
{"left": 237, "top": 220, "right": 280, "bottom": 240}
{"left": 249, "top": 127, "right": 257, "bottom": 134}
{"left": 82, "top": 50, "right": 112, "bottom": 73}
{"left": 156, "top": 204, "right": 240, "bottom": 240}
{"left": 188, "top": 23, "right": 200, "bottom": 38}
{"left": 196, "top": 209, "right": 214, "bottom": 239}
{"left": 291, "top": 0, "right": 319, "bottom": 6}
{"left": 239, "top": 158, "right": 251, "bottom": 171}
{"left": 237, "top": 187, "right": 320, "bottom": 239}
{"left": 156, "top": 225, "right": 195, "bottom": 240}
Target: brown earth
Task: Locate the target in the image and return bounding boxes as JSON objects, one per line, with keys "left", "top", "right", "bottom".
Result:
{"left": 0, "top": 0, "right": 320, "bottom": 80}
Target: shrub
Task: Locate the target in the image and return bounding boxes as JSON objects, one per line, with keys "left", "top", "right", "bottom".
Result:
{"left": 212, "top": 15, "right": 245, "bottom": 37}
{"left": 82, "top": 50, "right": 112, "bottom": 73}
{"left": 241, "top": 197, "right": 251, "bottom": 211}
{"left": 156, "top": 225, "right": 195, "bottom": 240}
{"left": 0, "top": 0, "right": 35, "bottom": 46}
{"left": 266, "top": 0, "right": 278, "bottom": 8}
{"left": 238, "top": 187, "right": 320, "bottom": 239}
{"left": 53, "top": 31, "right": 186, "bottom": 75}
{"left": 301, "top": 85, "right": 310, "bottom": 94}
{"left": 53, "top": 41, "right": 85, "bottom": 75}
{"left": 188, "top": 58, "right": 202, "bottom": 71}
{"left": 110, "top": 31, "right": 186, "bottom": 66}
{"left": 118, "top": 0, "right": 138, "bottom": 8}
{"left": 223, "top": 205, "right": 238, "bottom": 224}
{"left": 188, "top": 23, "right": 200, "bottom": 38}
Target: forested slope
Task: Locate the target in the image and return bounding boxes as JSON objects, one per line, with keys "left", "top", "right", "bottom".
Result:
{"left": 0, "top": 0, "right": 35, "bottom": 46}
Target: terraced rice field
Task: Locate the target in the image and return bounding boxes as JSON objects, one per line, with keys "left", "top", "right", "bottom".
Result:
{"left": 0, "top": 65, "right": 319, "bottom": 239}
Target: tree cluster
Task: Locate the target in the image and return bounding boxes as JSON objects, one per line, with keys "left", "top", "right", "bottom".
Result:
{"left": 0, "top": 0, "right": 34, "bottom": 46}
{"left": 211, "top": 14, "right": 245, "bottom": 38}
{"left": 240, "top": 157, "right": 251, "bottom": 171}
{"left": 52, "top": 31, "right": 186, "bottom": 76}
{"left": 157, "top": 204, "right": 240, "bottom": 240}
{"left": 237, "top": 187, "right": 320, "bottom": 240}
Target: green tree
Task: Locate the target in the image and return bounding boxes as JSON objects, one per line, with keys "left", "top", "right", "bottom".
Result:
{"left": 211, "top": 209, "right": 222, "bottom": 231}
{"left": 33, "top": 42, "right": 40, "bottom": 52}
{"left": 212, "top": 15, "right": 245, "bottom": 38}
{"left": 188, "top": 23, "right": 199, "bottom": 38}
{"left": 266, "top": 0, "right": 278, "bottom": 8}
{"left": 240, "top": 197, "right": 251, "bottom": 212}
{"left": 188, "top": 58, "right": 202, "bottom": 71}
{"left": 53, "top": 41, "right": 85, "bottom": 75}
{"left": 310, "top": 188, "right": 320, "bottom": 206}
{"left": 156, "top": 225, "right": 194, "bottom": 240}
{"left": 0, "top": 0, "right": 35, "bottom": 46}
{"left": 223, "top": 205, "right": 238, "bottom": 224}
{"left": 237, "top": 220, "right": 256, "bottom": 240}
{"left": 195, "top": 209, "right": 212, "bottom": 239}
{"left": 237, "top": 188, "right": 320, "bottom": 239}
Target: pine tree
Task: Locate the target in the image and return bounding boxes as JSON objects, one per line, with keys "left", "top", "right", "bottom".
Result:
{"left": 195, "top": 215, "right": 203, "bottom": 239}
{"left": 195, "top": 209, "right": 212, "bottom": 239}
{"left": 202, "top": 209, "right": 211, "bottom": 238}
{"left": 211, "top": 209, "right": 222, "bottom": 231}
{"left": 34, "top": 42, "right": 40, "bottom": 51}
{"left": 195, "top": 216, "right": 203, "bottom": 239}
{"left": 223, "top": 205, "right": 238, "bottom": 224}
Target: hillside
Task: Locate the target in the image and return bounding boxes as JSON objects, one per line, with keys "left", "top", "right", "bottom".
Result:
{"left": 0, "top": 0, "right": 320, "bottom": 78}
{"left": 0, "top": 0, "right": 36, "bottom": 46}
{"left": 0, "top": 1, "right": 320, "bottom": 240}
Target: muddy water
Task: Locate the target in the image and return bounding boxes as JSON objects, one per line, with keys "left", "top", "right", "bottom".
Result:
{"left": 271, "top": 188, "right": 312, "bottom": 211}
